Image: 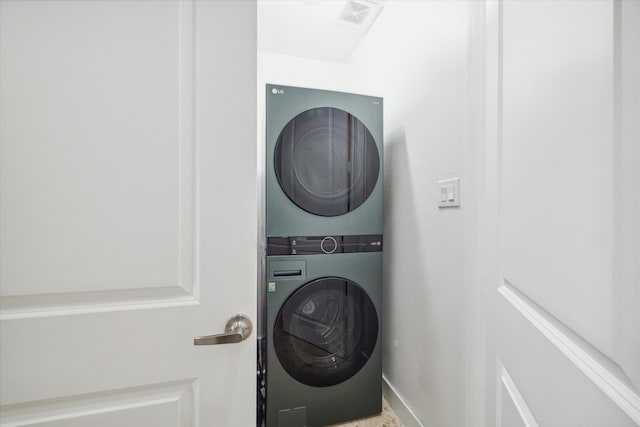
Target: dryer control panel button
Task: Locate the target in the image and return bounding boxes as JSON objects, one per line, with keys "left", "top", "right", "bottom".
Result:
{"left": 267, "top": 235, "right": 383, "bottom": 255}
{"left": 320, "top": 236, "right": 338, "bottom": 254}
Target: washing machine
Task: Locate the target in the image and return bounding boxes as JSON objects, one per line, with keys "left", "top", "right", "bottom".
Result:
{"left": 265, "top": 236, "right": 382, "bottom": 427}
{"left": 265, "top": 84, "right": 383, "bottom": 238}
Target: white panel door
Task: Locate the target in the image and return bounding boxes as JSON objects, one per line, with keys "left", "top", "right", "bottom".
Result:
{"left": 478, "top": 0, "right": 640, "bottom": 426}
{"left": 0, "top": 1, "right": 257, "bottom": 426}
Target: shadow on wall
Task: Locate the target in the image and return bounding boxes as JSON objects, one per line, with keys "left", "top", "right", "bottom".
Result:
{"left": 383, "top": 125, "right": 461, "bottom": 426}
{"left": 382, "top": 126, "right": 430, "bottom": 373}
{"left": 381, "top": 128, "right": 403, "bottom": 383}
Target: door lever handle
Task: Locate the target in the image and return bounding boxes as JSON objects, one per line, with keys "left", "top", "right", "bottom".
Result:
{"left": 194, "top": 314, "right": 253, "bottom": 345}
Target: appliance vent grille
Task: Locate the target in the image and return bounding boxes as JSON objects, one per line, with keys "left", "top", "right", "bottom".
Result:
{"left": 339, "top": 0, "right": 373, "bottom": 25}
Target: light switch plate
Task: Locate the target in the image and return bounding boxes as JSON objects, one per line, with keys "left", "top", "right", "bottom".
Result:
{"left": 438, "top": 178, "right": 460, "bottom": 208}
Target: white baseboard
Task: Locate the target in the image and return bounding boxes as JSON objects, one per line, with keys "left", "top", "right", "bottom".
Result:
{"left": 383, "top": 376, "right": 425, "bottom": 427}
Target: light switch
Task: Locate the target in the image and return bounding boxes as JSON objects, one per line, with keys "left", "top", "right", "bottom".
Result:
{"left": 440, "top": 187, "right": 448, "bottom": 202}
{"left": 438, "top": 178, "right": 460, "bottom": 208}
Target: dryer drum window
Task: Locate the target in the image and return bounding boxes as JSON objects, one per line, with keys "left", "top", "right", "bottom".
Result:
{"left": 274, "top": 277, "right": 378, "bottom": 387}
{"left": 274, "top": 107, "right": 380, "bottom": 217}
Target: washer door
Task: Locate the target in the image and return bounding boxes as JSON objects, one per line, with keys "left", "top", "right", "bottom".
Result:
{"left": 274, "top": 107, "right": 380, "bottom": 217}
{"left": 274, "top": 277, "right": 378, "bottom": 387}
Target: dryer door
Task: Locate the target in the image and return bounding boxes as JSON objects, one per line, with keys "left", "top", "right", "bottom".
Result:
{"left": 273, "top": 277, "right": 378, "bottom": 387}
{"left": 274, "top": 107, "right": 380, "bottom": 217}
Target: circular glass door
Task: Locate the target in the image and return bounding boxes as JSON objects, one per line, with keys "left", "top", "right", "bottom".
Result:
{"left": 274, "top": 277, "right": 378, "bottom": 387}
{"left": 274, "top": 107, "right": 380, "bottom": 217}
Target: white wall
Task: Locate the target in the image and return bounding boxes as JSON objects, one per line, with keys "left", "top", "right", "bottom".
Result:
{"left": 258, "top": 52, "right": 350, "bottom": 94}
{"left": 347, "top": 2, "right": 471, "bottom": 426}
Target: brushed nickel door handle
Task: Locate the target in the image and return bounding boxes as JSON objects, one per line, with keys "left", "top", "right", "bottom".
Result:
{"left": 194, "top": 314, "right": 253, "bottom": 345}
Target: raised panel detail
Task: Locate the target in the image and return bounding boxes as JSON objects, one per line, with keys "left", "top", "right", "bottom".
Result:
{"left": 501, "top": 382, "right": 526, "bottom": 427}
{"left": 0, "top": 0, "right": 196, "bottom": 317}
{"left": 500, "top": 366, "right": 538, "bottom": 427}
{"left": 498, "top": 284, "right": 640, "bottom": 426}
{"left": 0, "top": 379, "right": 196, "bottom": 427}
{"left": 501, "top": 0, "right": 614, "bottom": 357}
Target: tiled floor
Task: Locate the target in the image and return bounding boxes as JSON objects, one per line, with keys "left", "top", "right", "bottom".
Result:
{"left": 326, "top": 397, "right": 404, "bottom": 427}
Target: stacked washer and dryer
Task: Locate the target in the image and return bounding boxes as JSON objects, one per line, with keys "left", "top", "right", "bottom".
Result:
{"left": 264, "top": 84, "right": 383, "bottom": 427}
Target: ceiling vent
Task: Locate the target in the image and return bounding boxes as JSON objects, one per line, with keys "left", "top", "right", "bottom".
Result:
{"left": 338, "top": 0, "right": 384, "bottom": 28}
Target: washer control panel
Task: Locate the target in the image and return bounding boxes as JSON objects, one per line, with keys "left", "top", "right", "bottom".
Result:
{"left": 267, "top": 235, "right": 383, "bottom": 256}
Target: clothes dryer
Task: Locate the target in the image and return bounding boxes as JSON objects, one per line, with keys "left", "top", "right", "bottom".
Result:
{"left": 265, "top": 236, "right": 382, "bottom": 427}
{"left": 266, "top": 85, "right": 383, "bottom": 237}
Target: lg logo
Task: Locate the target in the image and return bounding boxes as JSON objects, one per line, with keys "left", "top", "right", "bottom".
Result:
{"left": 271, "top": 88, "right": 284, "bottom": 95}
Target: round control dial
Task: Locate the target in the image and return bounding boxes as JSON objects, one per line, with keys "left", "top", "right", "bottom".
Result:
{"left": 320, "top": 236, "right": 338, "bottom": 254}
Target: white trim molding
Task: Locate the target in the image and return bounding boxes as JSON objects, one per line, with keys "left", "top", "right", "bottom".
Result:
{"left": 383, "top": 376, "right": 425, "bottom": 427}
{"left": 499, "top": 283, "right": 640, "bottom": 425}
{"left": 501, "top": 366, "right": 540, "bottom": 427}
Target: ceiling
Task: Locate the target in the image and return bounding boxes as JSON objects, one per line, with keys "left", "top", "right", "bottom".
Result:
{"left": 258, "top": 0, "right": 385, "bottom": 63}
